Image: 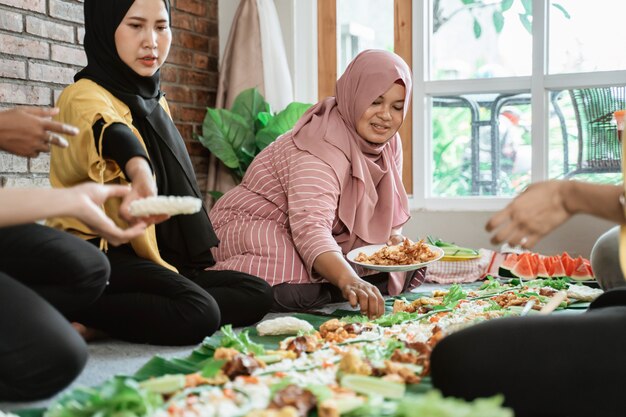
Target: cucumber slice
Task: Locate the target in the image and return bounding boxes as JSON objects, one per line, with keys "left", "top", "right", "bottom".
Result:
{"left": 256, "top": 354, "right": 283, "bottom": 364}
{"left": 334, "top": 396, "right": 366, "bottom": 413}
{"left": 139, "top": 374, "right": 186, "bottom": 394}
{"left": 340, "top": 374, "right": 405, "bottom": 399}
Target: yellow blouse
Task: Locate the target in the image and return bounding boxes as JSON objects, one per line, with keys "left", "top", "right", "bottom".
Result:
{"left": 48, "top": 78, "right": 176, "bottom": 272}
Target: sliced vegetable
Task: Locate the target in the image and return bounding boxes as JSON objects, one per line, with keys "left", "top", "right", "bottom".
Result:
{"left": 138, "top": 374, "right": 185, "bottom": 394}
{"left": 340, "top": 374, "right": 405, "bottom": 399}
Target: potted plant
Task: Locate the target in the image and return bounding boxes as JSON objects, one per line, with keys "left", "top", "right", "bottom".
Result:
{"left": 197, "top": 88, "right": 311, "bottom": 199}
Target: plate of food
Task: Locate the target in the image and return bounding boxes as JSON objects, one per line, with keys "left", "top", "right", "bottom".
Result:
{"left": 346, "top": 239, "right": 445, "bottom": 272}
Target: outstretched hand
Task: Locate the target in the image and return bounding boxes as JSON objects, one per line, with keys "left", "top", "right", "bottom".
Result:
{"left": 486, "top": 180, "right": 572, "bottom": 249}
{"left": 0, "top": 107, "right": 78, "bottom": 157}
{"left": 70, "top": 183, "right": 147, "bottom": 246}
{"left": 340, "top": 277, "right": 386, "bottom": 320}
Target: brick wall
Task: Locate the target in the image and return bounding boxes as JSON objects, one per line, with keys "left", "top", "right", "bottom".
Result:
{"left": 0, "top": 0, "right": 218, "bottom": 194}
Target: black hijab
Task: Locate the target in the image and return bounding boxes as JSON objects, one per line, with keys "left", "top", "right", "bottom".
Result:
{"left": 77, "top": 0, "right": 219, "bottom": 271}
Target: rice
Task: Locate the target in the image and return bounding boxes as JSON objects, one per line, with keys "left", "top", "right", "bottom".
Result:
{"left": 129, "top": 196, "right": 202, "bottom": 217}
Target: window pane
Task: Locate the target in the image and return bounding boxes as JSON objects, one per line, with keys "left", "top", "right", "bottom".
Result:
{"left": 431, "top": 0, "right": 532, "bottom": 80}
{"left": 549, "top": 1, "right": 626, "bottom": 74}
{"left": 431, "top": 93, "right": 531, "bottom": 196}
{"left": 336, "top": 0, "right": 394, "bottom": 75}
{"left": 548, "top": 87, "right": 624, "bottom": 184}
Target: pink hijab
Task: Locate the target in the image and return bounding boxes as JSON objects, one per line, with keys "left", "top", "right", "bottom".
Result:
{"left": 292, "top": 49, "right": 412, "bottom": 248}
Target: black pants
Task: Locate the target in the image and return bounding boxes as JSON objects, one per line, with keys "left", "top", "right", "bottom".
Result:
{"left": 74, "top": 243, "right": 273, "bottom": 345}
{"left": 431, "top": 289, "right": 626, "bottom": 417}
{"left": 272, "top": 273, "right": 389, "bottom": 312}
{"left": 0, "top": 224, "right": 110, "bottom": 401}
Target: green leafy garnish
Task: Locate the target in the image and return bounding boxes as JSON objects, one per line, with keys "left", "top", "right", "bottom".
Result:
{"left": 395, "top": 390, "right": 513, "bottom": 417}
{"left": 219, "top": 325, "right": 265, "bottom": 355}
{"left": 45, "top": 377, "right": 163, "bottom": 417}
{"left": 442, "top": 284, "right": 467, "bottom": 308}
{"left": 200, "top": 358, "right": 226, "bottom": 378}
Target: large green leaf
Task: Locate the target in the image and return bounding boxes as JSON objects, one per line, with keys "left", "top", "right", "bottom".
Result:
{"left": 199, "top": 108, "right": 256, "bottom": 171}
{"left": 231, "top": 88, "right": 271, "bottom": 131}
{"left": 256, "top": 102, "right": 312, "bottom": 150}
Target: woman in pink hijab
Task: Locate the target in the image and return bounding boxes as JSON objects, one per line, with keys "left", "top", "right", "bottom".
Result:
{"left": 209, "top": 49, "right": 414, "bottom": 319}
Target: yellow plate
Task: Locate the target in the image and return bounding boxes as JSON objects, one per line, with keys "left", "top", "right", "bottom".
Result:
{"left": 441, "top": 254, "right": 482, "bottom": 262}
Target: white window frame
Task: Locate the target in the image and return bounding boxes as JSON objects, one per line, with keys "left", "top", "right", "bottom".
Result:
{"left": 287, "top": 0, "right": 626, "bottom": 212}
{"left": 413, "top": 0, "right": 626, "bottom": 211}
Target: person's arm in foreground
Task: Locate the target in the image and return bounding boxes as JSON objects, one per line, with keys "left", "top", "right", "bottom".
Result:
{"left": 313, "top": 252, "right": 386, "bottom": 319}
{"left": 0, "top": 182, "right": 146, "bottom": 245}
{"left": 487, "top": 180, "right": 626, "bottom": 248}
{"left": 0, "top": 107, "right": 78, "bottom": 157}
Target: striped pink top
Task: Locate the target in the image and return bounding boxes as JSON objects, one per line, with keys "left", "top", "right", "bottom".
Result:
{"left": 208, "top": 134, "right": 402, "bottom": 286}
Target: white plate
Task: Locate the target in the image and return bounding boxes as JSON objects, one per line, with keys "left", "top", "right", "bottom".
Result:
{"left": 346, "top": 244, "right": 445, "bottom": 272}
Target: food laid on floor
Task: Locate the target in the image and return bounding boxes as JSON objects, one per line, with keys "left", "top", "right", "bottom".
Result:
{"left": 38, "top": 270, "right": 601, "bottom": 417}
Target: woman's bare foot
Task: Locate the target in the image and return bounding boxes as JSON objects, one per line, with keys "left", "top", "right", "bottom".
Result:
{"left": 71, "top": 322, "right": 108, "bottom": 342}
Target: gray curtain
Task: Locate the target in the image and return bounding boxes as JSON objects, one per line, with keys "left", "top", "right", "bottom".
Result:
{"left": 205, "top": 0, "right": 264, "bottom": 207}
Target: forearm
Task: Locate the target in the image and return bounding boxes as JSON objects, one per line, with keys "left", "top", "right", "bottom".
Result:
{"left": 313, "top": 251, "right": 361, "bottom": 288}
{"left": 564, "top": 181, "right": 625, "bottom": 224}
{"left": 125, "top": 156, "right": 154, "bottom": 187}
{"left": 0, "top": 188, "right": 79, "bottom": 226}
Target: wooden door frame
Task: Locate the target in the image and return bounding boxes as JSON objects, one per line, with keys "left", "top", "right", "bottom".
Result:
{"left": 317, "top": 0, "right": 413, "bottom": 192}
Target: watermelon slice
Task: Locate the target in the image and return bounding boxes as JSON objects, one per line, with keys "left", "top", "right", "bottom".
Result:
{"left": 536, "top": 258, "right": 549, "bottom": 278}
{"left": 498, "top": 251, "right": 591, "bottom": 280}
{"left": 499, "top": 253, "right": 519, "bottom": 278}
{"left": 561, "top": 253, "right": 576, "bottom": 276}
{"left": 570, "top": 256, "right": 594, "bottom": 281}
{"left": 548, "top": 255, "right": 566, "bottom": 277}
{"left": 509, "top": 254, "right": 536, "bottom": 280}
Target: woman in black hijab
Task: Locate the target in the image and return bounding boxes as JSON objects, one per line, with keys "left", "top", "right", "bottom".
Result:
{"left": 48, "top": 0, "right": 273, "bottom": 345}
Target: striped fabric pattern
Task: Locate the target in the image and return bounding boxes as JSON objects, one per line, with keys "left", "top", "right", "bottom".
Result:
{"left": 425, "top": 249, "right": 495, "bottom": 284}
{"left": 209, "top": 134, "right": 376, "bottom": 286}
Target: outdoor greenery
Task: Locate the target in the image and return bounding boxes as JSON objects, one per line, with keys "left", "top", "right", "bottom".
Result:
{"left": 197, "top": 88, "right": 311, "bottom": 199}
{"left": 433, "top": 0, "right": 569, "bottom": 38}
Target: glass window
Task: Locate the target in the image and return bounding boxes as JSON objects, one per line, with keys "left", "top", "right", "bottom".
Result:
{"left": 431, "top": 0, "right": 532, "bottom": 80}
{"left": 549, "top": 1, "right": 626, "bottom": 74}
{"left": 548, "top": 87, "right": 624, "bottom": 184}
{"left": 431, "top": 93, "right": 531, "bottom": 197}
{"left": 336, "top": 0, "right": 394, "bottom": 75}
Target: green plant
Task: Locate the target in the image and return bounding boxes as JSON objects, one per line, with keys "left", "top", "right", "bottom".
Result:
{"left": 197, "top": 88, "right": 312, "bottom": 198}
{"left": 433, "top": 0, "right": 569, "bottom": 39}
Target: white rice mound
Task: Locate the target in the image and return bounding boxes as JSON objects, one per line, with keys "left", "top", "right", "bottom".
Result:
{"left": 129, "top": 196, "right": 202, "bottom": 217}
{"left": 256, "top": 316, "right": 314, "bottom": 336}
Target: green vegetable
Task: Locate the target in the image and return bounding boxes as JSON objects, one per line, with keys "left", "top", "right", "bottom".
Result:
{"left": 362, "top": 338, "right": 406, "bottom": 365}
{"left": 138, "top": 374, "right": 185, "bottom": 394}
{"left": 305, "top": 384, "right": 333, "bottom": 403}
{"left": 479, "top": 276, "right": 501, "bottom": 290}
{"left": 44, "top": 378, "right": 163, "bottom": 417}
{"left": 200, "top": 358, "right": 226, "bottom": 378}
{"left": 395, "top": 390, "right": 513, "bottom": 417}
{"left": 426, "top": 236, "right": 479, "bottom": 257}
{"left": 340, "top": 374, "right": 405, "bottom": 399}
{"left": 218, "top": 325, "right": 265, "bottom": 355}
{"left": 442, "top": 284, "right": 467, "bottom": 308}
{"left": 255, "top": 354, "right": 282, "bottom": 364}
